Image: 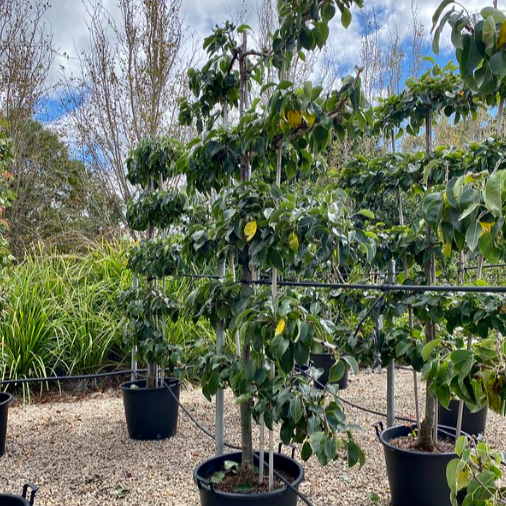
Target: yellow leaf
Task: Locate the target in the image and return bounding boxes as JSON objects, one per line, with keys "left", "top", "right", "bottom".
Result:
{"left": 286, "top": 110, "right": 302, "bottom": 128}
{"left": 498, "top": 19, "right": 506, "bottom": 48}
{"left": 479, "top": 221, "right": 494, "bottom": 236}
{"left": 302, "top": 111, "right": 316, "bottom": 127}
{"left": 244, "top": 221, "right": 257, "bottom": 242}
{"left": 442, "top": 243, "right": 452, "bottom": 257}
{"left": 288, "top": 232, "right": 299, "bottom": 252}
{"left": 275, "top": 319, "right": 286, "bottom": 336}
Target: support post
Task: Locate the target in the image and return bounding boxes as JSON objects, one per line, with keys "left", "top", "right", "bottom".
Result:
{"left": 386, "top": 259, "right": 395, "bottom": 427}
{"left": 131, "top": 274, "right": 138, "bottom": 382}
{"left": 215, "top": 261, "right": 226, "bottom": 456}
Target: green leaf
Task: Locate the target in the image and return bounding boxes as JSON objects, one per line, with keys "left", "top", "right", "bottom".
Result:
{"left": 395, "top": 341, "right": 412, "bottom": 358}
{"left": 432, "top": 0, "right": 455, "bottom": 29}
{"left": 432, "top": 8, "right": 455, "bottom": 55}
{"left": 329, "top": 360, "right": 345, "bottom": 382}
{"left": 465, "top": 221, "right": 481, "bottom": 251}
{"left": 270, "top": 249, "right": 284, "bottom": 271}
{"left": 489, "top": 50, "right": 506, "bottom": 79}
{"left": 270, "top": 334, "right": 289, "bottom": 360}
{"left": 341, "top": 7, "right": 352, "bottom": 29}
{"left": 324, "top": 437, "right": 337, "bottom": 460}
{"left": 422, "top": 338, "right": 442, "bottom": 361}
{"left": 310, "top": 431, "right": 325, "bottom": 453}
{"left": 423, "top": 160, "right": 439, "bottom": 186}
{"left": 455, "top": 436, "right": 468, "bottom": 457}
{"left": 289, "top": 396, "right": 303, "bottom": 424}
{"left": 301, "top": 441, "right": 312, "bottom": 461}
{"left": 211, "top": 471, "right": 226, "bottom": 484}
{"left": 484, "top": 171, "right": 506, "bottom": 218}
{"left": 446, "top": 458, "right": 459, "bottom": 492}
{"left": 313, "top": 125, "right": 329, "bottom": 145}
{"left": 481, "top": 7, "right": 506, "bottom": 24}
{"left": 358, "top": 209, "right": 375, "bottom": 220}
{"left": 342, "top": 355, "right": 359, "bottom": 375}
{"left": 482, "top": 16, "right": 497, "bottom": 56}
{"left": 347, "top": 440, "right": 364, "bottom": 468}
{"left": 223, "top": 460, "right": 239, "bottom": 471}
{"left": 322, "top": 3, "right": 336, "bottom": 22}
{"left": 458, "top": 202, "right": 479, "bottom": 221}
{"left": 479, "top": 230, "right": 503, "bottom": 262}
{"left": 237, "top": 24, "right": 252, "bottom": 34}
{"left": 368, "top": 492, "right": 380, "bottom": 502}
{"left": 299, "top": 27, "right": 315, "bottom": 50}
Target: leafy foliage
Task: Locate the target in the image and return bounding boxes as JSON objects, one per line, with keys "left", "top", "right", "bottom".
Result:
{"left": 447, "top": 436, "right": 506, "bottom": 506}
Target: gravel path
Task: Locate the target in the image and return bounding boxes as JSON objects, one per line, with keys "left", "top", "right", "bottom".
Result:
{"left": 1, "top": 369, "right": 505, "bottom": 506}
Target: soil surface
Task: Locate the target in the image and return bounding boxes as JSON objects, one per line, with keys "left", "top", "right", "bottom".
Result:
{"left": 213, "top": 469, "right": 291, "bottom": 493}
{"left": 388, "top": 434, "right": 455, "bottom": 454}
{"left": 1, "top": 368, "right": 505, "bottom": 505}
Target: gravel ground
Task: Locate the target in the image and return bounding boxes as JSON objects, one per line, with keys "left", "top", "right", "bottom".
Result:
{"left": 1, "top": 368, "right": 505, "bottom": 506}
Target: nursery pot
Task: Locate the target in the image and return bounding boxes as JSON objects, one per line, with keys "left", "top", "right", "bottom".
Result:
{"left": 374, "top": 422, "right": 460, "bottom": 506}
{"left": 439, "top": 400, "right": 488, "bottom": 436}
{"left": 194, "top": 451, "right": 304, "bottom": 506}
{"left": 0, "top": 483, "right": 38, "bottom": 505}
{"left": 120, "top": 379, "right": 180, "bottom": 440}
{"left": 0, "top": 391, "right": 13, "bottom": 457}
{"left": 310, "top": 353, "right": 348, "bottom": 390}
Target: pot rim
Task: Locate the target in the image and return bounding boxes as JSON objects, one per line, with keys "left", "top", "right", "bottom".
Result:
{"left": 0, "top": 392, "right": 13, "bottom": 406}
{"left": 120, "top": 378, "right": 180, "bottom": 392}
{"left": 194, "top": 451, "right": 304, "bottom": 499}
{"left": 0, "top": 493, "right": 29, "bottom": 504}
{"left": 377, "top": 423, "right": 462, "bottom": 458}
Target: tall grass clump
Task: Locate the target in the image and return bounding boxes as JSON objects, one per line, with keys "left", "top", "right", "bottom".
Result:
{"left": 0, "top": 240, "right": 216, "bottom": 393}
{"left": 0, "top": 242, "right": 132, "bottom": 388}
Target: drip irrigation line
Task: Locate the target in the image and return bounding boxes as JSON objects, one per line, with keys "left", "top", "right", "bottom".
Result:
{"left": 180, "top": 273, "right": 223, "bottom": 280}
{"left": 302, "top": 369, "right": 461, "bottom": 440}
{"left": 0, "top": 369, "right": 140, "bottom": 386}
{"left": 461, "top": 263, "right": 506, "bottom": 272}
{"left": 244, "top": 279, "right": 506, "bottom": 294}
{"left": 169, "top": 271, "right": 506, "bottom": 295}
{"left": 163, "top": 383, "right": 241, "bottom": 451}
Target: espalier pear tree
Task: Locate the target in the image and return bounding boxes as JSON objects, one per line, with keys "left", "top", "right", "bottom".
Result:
{"left": 179, "top": 0, "right": 373, "bottom": 486}
{"left": 122, "top": 136, "right": 187, "bottom": 389}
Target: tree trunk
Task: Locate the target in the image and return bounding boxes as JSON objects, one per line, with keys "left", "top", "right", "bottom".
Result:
{"left": 416, "top": 107, "right": 436, "bottom": 451}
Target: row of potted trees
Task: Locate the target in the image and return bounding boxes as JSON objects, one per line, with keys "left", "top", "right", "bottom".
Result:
{"left": 119, "top": 1, "right": 506, "bottom": 505}
{"left": 3, "top": 0, "right": 506, "bottom": 505}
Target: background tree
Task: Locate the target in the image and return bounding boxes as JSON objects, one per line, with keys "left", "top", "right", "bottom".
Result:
{"left": 5, "top": 118, "right": 119, "bottom": 255}
{"left": 61, "top": 0, "right": 197, "bottom": 217}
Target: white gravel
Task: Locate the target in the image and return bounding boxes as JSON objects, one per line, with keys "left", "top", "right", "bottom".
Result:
{"left": 1, "top": 369, "right": 505, "bottom": 506}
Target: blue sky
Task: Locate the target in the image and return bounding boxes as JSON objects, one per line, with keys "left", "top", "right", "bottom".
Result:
{"left": 39, "top": 0, "right": 485, "bottom": 124}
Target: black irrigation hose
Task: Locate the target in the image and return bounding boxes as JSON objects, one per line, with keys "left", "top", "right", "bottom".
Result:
{"left": 302, "top": 369, "right": 463, "bottom": 441}
{"left": 0, "top": 369, "right": 140, "bottom": 386}
{"left": 175, "top": 271, "right": 506, "bottom": 295}
{"left": 245, "top": 279, "right": 506, "bottom": 294}
{"left": 462, "top": 263, "right": 506, "bottom": 271}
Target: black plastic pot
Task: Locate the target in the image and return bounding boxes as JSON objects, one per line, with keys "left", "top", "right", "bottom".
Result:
{"left": 0, "top": 483, "right": 38, "bottom": 505}
{"left": 374, "top": 422, "right": 459, "bottom": 506}
{"left": 120, "top": 379, "right": 180, "bottom": 440}
{"left": 0, "top": 391, "right": 13, "bottom": 457}
{"left": 194, "top": 451, "right": 304, "bottom": 506}
{"left": 439, "top": 400, "right": 488, "bottom": 436}
{"left": 310, "top": 353, "right": 348, "bottom": 390}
